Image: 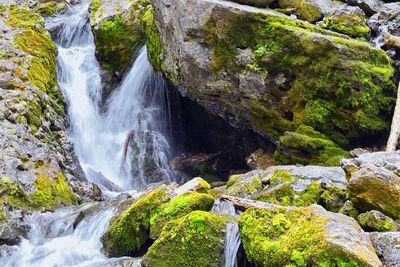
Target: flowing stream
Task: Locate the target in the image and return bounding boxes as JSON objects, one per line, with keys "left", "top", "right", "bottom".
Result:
{"left": 1, "top": 2, "right": 175, "bottom": 266}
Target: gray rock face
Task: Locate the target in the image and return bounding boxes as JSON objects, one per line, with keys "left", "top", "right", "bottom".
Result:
{"left": 229, "top": 0, "right": 274, "bottom": 7}
{"left": 343, "top": 151, "right": 400, "bottom": 219}
{"left": 370, "top": 232, "right": 400, "bottom": 267}
{"left": 0, "top": 209, "right": 30, "bottom": 245}
{"left": 150, "top": 0, "right": 394, "bottom": 147}
{"left": 345, "top": 0, "right": 384, "bottom": 16}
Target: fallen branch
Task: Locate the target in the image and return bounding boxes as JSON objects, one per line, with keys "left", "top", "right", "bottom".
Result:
{"left": 387, "top": 80, "right": 400, "bottom": 152}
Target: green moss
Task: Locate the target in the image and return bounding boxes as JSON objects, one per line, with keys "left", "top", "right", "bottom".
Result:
{"left": 143, "top": 211, "right": 230, "bottom": 267}
{"left": 101, "top": 187, "right": 170, "bottom": 257}
{"left": 226, "top": 175, "right": 241, "bottom": 188}
{"left": 204, "top": 10, "right": 395, "bottom": 146}
{"left": 30, "top": 169, "right": 77, "bottom": 209}
{"left": 274, "top": 125, "right": 350, "bottom": 166}
{"left": 324, "top": 11, "right": 370, "bottom": 39}
{"left": 34, "top": 1, "right": 57, "bottom": 17}
{"left": 139, "top": 5, "right": 165, "bottom": 71}
{"left": 239, "top": 206, "right": 361, "bottom": 266}
{"left": 90, "top": 0, "right": 100, "bottom": 14}
{"left": 357, "top": 211, "right": 397, "bottom": 232}
{"left": 0, "top": 177, "right": 31, "bottom": 209}
{"left": 150, "top": 192, "right": 214, "bottom": 238}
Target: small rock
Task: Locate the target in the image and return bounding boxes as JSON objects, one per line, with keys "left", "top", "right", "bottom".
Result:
{"left": 358, "top": 210, "right": 398, "bottom": 232}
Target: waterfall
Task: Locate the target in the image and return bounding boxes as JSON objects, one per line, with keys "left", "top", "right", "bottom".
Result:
{"left": 47, "top": 1, "right": 174, "bottom": 191}
{"left": 0, "top": 204, "right": 116, "bottom": 266}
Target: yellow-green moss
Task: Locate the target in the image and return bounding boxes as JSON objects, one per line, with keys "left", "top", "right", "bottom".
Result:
{"left": 324, "top": 11, "right": 370, "bottom": 39}
{"left": 204, "top": 10, "right": 395, "bottom": 146}
{"left": 357, "top": 211, "right": 397, "bottom": 232}
{"left": 101, "top": 187, "right": 170, "bottom": 257}
{"left": 139, "top": 5, "right": 165, "bottom": 71}
{"left": 34, "top": 1, "right": 58, "bottom": 17}
{"left": 149, "top": 192, "right": 215, "bottom": 238}
{"left": 0, "top": 177, "right": 31, "bottom": 209}
{"left": 274, "top": 125, "right": 350, "bottom": 166}
{"left": 143, "top": 211, "right": 230, "bottom": 267}
{"left": 239, "top": 206, "right": 361, "bottom": 266}
{"left": 30, "top": 170, "right": 77, "bottom": 209}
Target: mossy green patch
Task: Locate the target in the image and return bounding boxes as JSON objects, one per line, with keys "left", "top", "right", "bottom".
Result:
{"left": 274, "top": 125, "right": 350, "bottom": 166}
{"left": 239, "top": 206, "right": 362, "bottom": 266}
{"left": 34, "top": 1, "right": 58, "bottom": 17}
{"left": 324, "top": 11, "right": 370, "bottom": 39}
{"left": 101, "top": 187, "right": 170, "bottom": 257}
{"left": 204, "top": 10, "right": 395, "bottom": 146}
{"left": 357, "top": 211, "right": 397, "bottom": 232}
{"left": 150, "top": 192, "right": 215, "bottom": 238}
{"left": 143, "top": 211, "right": 231, "bottom": 267}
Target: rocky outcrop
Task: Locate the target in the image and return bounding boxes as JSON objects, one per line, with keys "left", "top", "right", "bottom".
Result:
{"left": 0, "top": 2, "right": 87, "bottom": 245}
{"left": 368, "top": 3, "right": 400, "bottom": 48}
{"left": 150, "top": 0, "right": 395, "bottom": 156}
{"left": 239, "top": 205, "right": 382, "bottom": 266}
{"left": 357, "top": 210, "right": 399, "bottom": 232}
{"left": 343, "top": 151, "right": 400, "bottom": 219}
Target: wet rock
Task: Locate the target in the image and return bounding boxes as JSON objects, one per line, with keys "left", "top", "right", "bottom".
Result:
{"left": 150, "top": 0, "right": 394, "bottom": 149}
{"left": 239, "top": 205, "right": 382, "bottom": 266}
{"left": 101, "top": 187, "right": 171, "bottom": 257}
{"left": 278, "top": 0, "right": 332, "bottom": 22}
{"left": 142, "top": 211, "right": 231, "bottom": 267}
{"left": 345, "top": 0, "right": 384, "bottom": 16}
{"left": 324, "top": 6, "right": 370, "bottom": 38}
{"left": 87, "top": 257, "right": 141, "bottom": 267}
{"left": 357, "top": 210, "right": 398, "bottom": 232}
{"left": 368, "top": 3, "right": 400, "bottom": 47}
{"left": 343, "top": 151, "right": 400, "bottom": 219}
{"left": 0, "top": 209, "right": 30, "bottom": 245}
{"left": 170, "top": 153, "right": 222, "bottom": 178}
{"left": 370, "top": 232, "right": 400, "bottom": 267}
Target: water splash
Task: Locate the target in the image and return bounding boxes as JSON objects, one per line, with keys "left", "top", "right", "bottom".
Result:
{"left": 46, "top": 2, "right": 174, "bottom": 190}
{"left": 0, "top": 204, "right": 116, "bottom": 267}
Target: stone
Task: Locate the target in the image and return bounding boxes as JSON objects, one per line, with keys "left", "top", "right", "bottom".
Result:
{"left": 368, "top": 3, "right": 400, "bottom": 47}
{"left": 343, "top": 151, "right": 400, "bottom": 219}
{"left": 324, "top": 6, "right": 370, "bottom": 38}
{"left": 173, "top": 177, "right": 211, "bottom": 197}
{"left": 370, "top": 232, "right": 400, "bottom": 267}
{"left": 246, "top": 149, "right": 275, "bottom": 170}
{"left": 339, "top": 200, "right": 360, "bottom": 218}
{"left": 150, "top": 0, "right": 395, "bottom": 149}
{"left": 239, "top": 205, "right": 382, "bottom": 266}
{"left": 357, "top": 210, "right": 398, "bottom": 232}
{"left": 230, "top": 0, "right": 275, "bottom": 7}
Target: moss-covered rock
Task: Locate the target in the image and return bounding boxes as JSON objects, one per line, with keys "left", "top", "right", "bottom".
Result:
{"left": 34, "top": 1, "right": 58, "bottom": 17}
{"left": 357, "top": 210, "right": 398, "bottom": 232}
{"left": 151, "top": 0, "right": 395, "bottom": 149}
{"left": 324, "top": 7, "right": 371, "bottom": 39}
{"left": 142, "top": 211, "right": 231, "bottom": 267}
{"left": 90, "top": 0, "right": 149, "bottom": 75}
{"left": 150, "top": 192, "right": 215, "bottom": 238}
{"left": 101, "top": 187, "right": 170, "bottom": 257}
{"left": 239, "top": 205, "right": 382, "bottom": 266}
{"left": 339, "top": 200, "right": 360, "bottom": 219}
{"left": 274, "top": 125, "right": 350, "bottom": 166}
{"left": 279, "top": 0, "right": 325, "bottom": 22}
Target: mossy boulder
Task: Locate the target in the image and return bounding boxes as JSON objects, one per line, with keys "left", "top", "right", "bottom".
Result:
{"left": 239, "top": 205, "right": 382, "bottom": 266}
{"left": 343, "top": 151, "right": 400, "bottom": 219}
{"left": 101, "top": 187, "right": 170, "bottom": 257}
{"left": 149, "top": 192, "right": 215, "bottom": 238}
{"left": 151, "top": 0, "right": 395, "bottom": 150}
{"left": 274, "top": 125, "right": 350, "bottom": 166}
{"left": 339, "top": 200, "right": 360, "bottom": 218}
{"left": 173, "top": 177, "right": 211, "bottom": 196}
{"left": 357, "top": 210, "right": 398, "bottom": 232}
{"left": 142, "top": 211, "right": 231, "bottom": 267}
{"left": 90, "top": 0, "right": 149, "bottom": 75}
{"left": 279, "top": 0, "right": 326, "bottom": 22}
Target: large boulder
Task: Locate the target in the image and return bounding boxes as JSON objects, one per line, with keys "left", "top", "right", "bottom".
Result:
{"left": 239, "top": 205, "right": 382, "bottom": 266}
{"left": 345, "top": 0, "right": 384, "bottom": 16}
{"left": 101, "top": 187, "right": 171, "bottom": 257}
{"left": 142, "top": 210, "right": 231, "bottom": 267}
{"left": 150, "top": 0, "right": 395, "bottom": 151}
{"left": 343, "top": 151, "right": 400, "bottom": 219}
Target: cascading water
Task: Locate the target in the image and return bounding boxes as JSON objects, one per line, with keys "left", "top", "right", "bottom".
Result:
{"left": 1, "top": 1, "right": 176, "bottom": 266}
{"left": 47, "top": 1, "right": 174, "bottom": 191}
